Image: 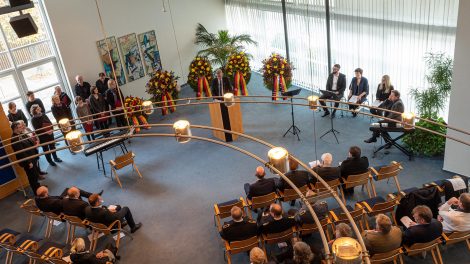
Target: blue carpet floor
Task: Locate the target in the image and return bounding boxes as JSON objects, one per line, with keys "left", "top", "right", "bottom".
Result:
{"left": 0, "top": 73, "right": 468, "bottom": 263}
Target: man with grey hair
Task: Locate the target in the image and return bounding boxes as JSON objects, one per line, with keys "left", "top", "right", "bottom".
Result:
{"left": 362, "top": 214, "right": 402, "bottom": 255}
{"left": 210, "top": 68, "right": 232, "bottom": 97}
{"left": 311, "top": 153, "right": 340, "bottom": 184}
{"left": 438, "top": 193, "right": 470, "bottom": 232}
{"left": 74, "top": 75, "right": 91, "bottom": 99}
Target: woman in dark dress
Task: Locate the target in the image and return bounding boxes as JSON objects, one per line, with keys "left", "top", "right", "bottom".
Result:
{"left": 51, "top": 94, "right": 76, "bottom": 143}
{"left": 7, "top": 101, "right": 28, "bottom": 125}
{"left": 88, "top": 86, "right": 109, "bottom": 131}
{"left": 371, "top": 75, "right": 394, "bottom": 116}
{"left": 31, "top": 104, "right": 62, "bottom": 166}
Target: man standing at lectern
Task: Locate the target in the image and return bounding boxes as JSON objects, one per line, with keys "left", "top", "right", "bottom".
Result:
{"left": 211, "top": 69, "right": 232, "bottom": 98}
{"left": 320, "top": 64, "right": 346, "bottom": 118}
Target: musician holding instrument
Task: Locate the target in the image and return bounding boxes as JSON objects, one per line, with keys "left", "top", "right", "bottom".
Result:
{"left": 364, "top": 90, "right": 404, "bottom": 143}
{"left": 320, "top": 64, "right": 346, "bottom": 118}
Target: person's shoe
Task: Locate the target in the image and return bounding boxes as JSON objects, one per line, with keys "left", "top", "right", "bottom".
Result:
{"left": 39, "top": 171, "right": 48, "bottom": 175}
{"left": 352, "top": 112, "right": 357, "bottom": 117}
{"left": 130, "top": 223, "right": 142, "bottom": 233}
{"left": 98, "top": 190, "right": 104, "bottom": 196}
{"left": 38, "top": 175, "right": 46, "bottom": 180}
{"left": 321, "top": 111, "right": 330, "bottom": 117}
{"left": 54, "top": 158, "right": 63, "bottom": 163}
{"left": 48, "top": 161, "right": 57, "bottom": 167}
{"left": 364, "top": 138, "right": 377, "bottom": 143}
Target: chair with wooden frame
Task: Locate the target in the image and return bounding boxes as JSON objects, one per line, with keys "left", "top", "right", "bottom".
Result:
{"left": 370, "top": 247, "right": 404, "bottom": 264}
{"left": 3, "top": 234, "right": 41, "bottom": 264}
{"left": 20, "top": 199, "right": 45, "bottom": 233}
{"left": 328, "top": 205, "right": 366, "bottom": 233}
{"left": 355, "top": 196, "right": 399, "bottom": 229}
{"left": 110, "top": 151, "right": 143, "bottom": 188}
{"left": 246, "top": 192, "right": 279, "bottom": 213}
{"left": 278, "top": 185, "right": 309, "bottom": 206}
{"left": 342, "top": 171, "right": 373, "bottom": 198}
{"left": 297, "top": 217, "right": 331, "bottom": 240}
{"left": 223, "top": 236, "right": 259, "bottom": 264}
{"left": 0, "top": 229, "right": 19, "bottom": 264}
{"left": 88, "top": 219, "right": 132, "bottom": 252}
{"left": 386, "top": 187, "right": 419, "bottom": 202}
{"left": 63, "top": 215, "right": 88, "bottom": 244}
{"left": 23, "top": 241, "right": 65, "bottom": 264}
{"left": 369, "top": 161, "right": 403, "bottom": 197}
{"left": 43, "top": 212, "right": 64, "bottom": 239}
{"left": 442, "top": 231, "right": 470, "bottom": 251}
{"left": 261, "top": 227, "right": 296, "bottom": 255}
{"left": 213, "top": 197, "right": 249, "bottom": 231}
{"left": 307, "top": 179, "right": 346, "bottom": 205}
{"left": 403, "top": 238, "right": 443, "bottom": 264}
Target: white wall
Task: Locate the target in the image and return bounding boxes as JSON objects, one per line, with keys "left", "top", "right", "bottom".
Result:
{"left": 43, "top": 0, "right": 226, "bottom": 98}
{"left": 443, "top": 0, "right": 470, "bottom": 176}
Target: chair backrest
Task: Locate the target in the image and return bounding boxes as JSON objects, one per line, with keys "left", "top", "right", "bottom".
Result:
{"left": 374, "top": 162, "right": 402, "bottom": 180}
{"left": 370, "top": 248, "right": 403, "bottom": 263}
{"left": 20, "top": 199, "right": 43, "bottom": 217}
{"left": 215, "top": 199, "right": 244, "bottom": 220}
{"left": 88, "top": 220, "right": 121, "bottom": 235}
{"left": 329, "top": 208, "right": 365, "bottom": 231}
{"left": 443, "top": 231, "right": 470, "bottom": 245}
{"left": 113, "top": 152, "right": 134, "bottom": 169}
{"left": 369, "top": 199, "right": 398, "bottom": 216}
{"left": 43, "top": 212, "right": 63, "bottom": 222}
{"left": 405, "top": 238, "right": 441, "bottom": 254}
{"left": 282, "top": 185, "right": 308, "bottom": 201}
{"left": 250, "top": 192, "right": 277, "bottom": 209}
{"left": 227, "top": 236, "right": 259, "bottom": 255}
{"left": 263, "top": 227, "right": 295, "bottom": 245}
{"left": 298, "top": 217, "right": 330, "bottom": 236}
{"left": 63, "top": 215, "right": 87, "bottom": 228}
{"left": 343, "top": 171, "right": 371, "bottom": 189}
{"left": 309, "top": 179, "right": 342, "bottom": 202}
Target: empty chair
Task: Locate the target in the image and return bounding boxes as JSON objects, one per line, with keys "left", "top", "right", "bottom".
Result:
{"left": 278, "top": 184, "right": 309, "bottom": 206}
{"left": 342, "top": 171, "right": 373, "bottom": 198}
{"left": 213, "top": 197, "right": 248, "bottom": 231}
{"left": 0, "top": 228, "right": 19, "bottom": 264}
{"left": 110, "top": 151, "right": 143, "bottom": 188}
{"left": 369, "top": 161, "right": 403, "bottom": 196}
{"left": 20, "top": 199, "right": 44, "bottom": 233}
{"left": 223, "top": 236, "right": 259, "bottom": 264}
{"left": 328, "top": 205, "right": 366, "bottom": 233}
{"left": 246, "top": 192, "right": 278, "bottom": 213}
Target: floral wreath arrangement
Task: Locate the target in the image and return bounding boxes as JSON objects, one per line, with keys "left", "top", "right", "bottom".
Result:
{"left": 225, "top": 51, "right": 251, "bottom": 96}
{"left": 261, "top": 53, "right": 293, "bottom": 100}
{"left": 146, "top": 69, "right": 179, "bottom": 115}
{"left": 187, "top": 56, "right": 213, "bottom": 98}
{"left": 124, "top": 96, "right": 150, "bottom": 133}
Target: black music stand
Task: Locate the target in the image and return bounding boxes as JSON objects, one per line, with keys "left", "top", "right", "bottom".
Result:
{"left": 282, "top": 89, "right": 302, "bottom": 141}
{"left": 320, "top": 111, "right": 340, "bottom": 144}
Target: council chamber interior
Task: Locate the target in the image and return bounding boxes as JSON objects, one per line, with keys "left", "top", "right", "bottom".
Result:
{"left": 0, "top": 0, "right": 469, "bottom": 263}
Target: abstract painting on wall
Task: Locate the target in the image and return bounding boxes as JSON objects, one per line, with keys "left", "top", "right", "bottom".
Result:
{"left": 118, "top": 33, "right": 145, "bottom": 82}
{"left": 138, "top": 30, "right": 162, "bottom": 75}
{"left": 96, "top": 36, "right": 126, "bottom": 86}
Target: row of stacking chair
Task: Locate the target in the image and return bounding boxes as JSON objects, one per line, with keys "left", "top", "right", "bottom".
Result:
{"left": 19, "top": 199, "right": 132, "bottom": 252}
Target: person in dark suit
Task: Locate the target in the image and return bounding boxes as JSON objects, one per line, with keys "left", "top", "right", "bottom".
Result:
{"left": 340, "top": 146, "right": 369, "bottom": 194}
{"left": 320, "top": 64, "right": 347, "bottom": 118}
{"left": 348, "top": 68, "right": 369, "bottom": 117}
{"left": 402, "top": 205, "right": 443, "bottom": 246}
{"left": 105, "top": 79, "right": 126, "bottom": 127}
{"left": 244, "top": 166, "right": 278, "bottom": 200}
{"left": 61, "top": 187, "right": 90, "bottom": 219}
{"left": 258, "top": 203, "right": 296, "bottom": 235}
{"left": 31, "top": 104, "right": 62, "bottom": 166}
{"left": 220, "top": 206, "right": 257, "bottom": 242}
{"left": 210, "top": 69, "right": 232, "bottom": 98}
{"left": 85, "top": 194, "right": 142, "bottom": 233}
{"left": 35, "top": 186, "right": 101, "bottom": 215}
{"left": 364, "top": 90, "right": 405, "bottom": 143}
{"left": 279, "top": 158, "right": 310, "bottom": 191}
{"left": 310, "top": 153, "right": 340, "bottom": 184}
{"left": 10, "top": 121, "right": 42, "bottom": 193}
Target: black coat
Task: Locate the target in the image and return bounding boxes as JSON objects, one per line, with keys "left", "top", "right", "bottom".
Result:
{"left": 395, "top": 187, "right": 442, "bottom": 227}
{"left": 96, "top": 78, "right": 110, "bottom": 95}
{"left": 58, "top": 92, "right": 72, "bottom": 107}
{"left": 61, "top": 198, "right": 89, "bottom": 219}
{"left": 210, "top": 77, "right": 232, "bottom": 97}
{"left": 247, "top": 178, "right": 277, "bottom": 199}
{"left": 70, "top": 252, "right": 108, "bottom": 264}
{"left": 220, "top": 218, "right": 258, "bottom": 242}
{"left": 105, "top": 88, "right": 124, "bottom": 110}
{"left": 10, "top": 132, "right": 38, "bottom": 168}
{"left": 279, "top": 170, "right": 310, "bottom": 191}
{"left": 35, "top": 196, "right": 63, "bottom": 215}
{"left": 75, "top": 82, "right": 91, "bottom": 100}
{"left": 375, "top": 84, "right": 394, "bottom": 101}
{"left": 311, "top": 166, "right": 340, "bottom": 183}
{"left": 325, "top": 73, "right": 347, "bottom": 97}
{"left": 31, "top": 114, "right": 54, "bottom": 143}
{"left": 7, "top": 109, "right": 28, "bottom": 126}
{"left": 402, "top": 219, "right": 443, "bottom": 246}
{"left": 51, "top": 104, "right": 73, "bottom": 122}
{"left": 340, "top": 157, "right": 369, "bottom": 180}
{"left": 25, "top": 99, "right": 45, "bottom": 117}
{"left": 258, "top": 214, "right": 296, "bottom": 235}
{"left": 89, "top": 94, "right": 108, "bottom": 114}
{"left": 85, "top": 206, "right": 121, "bottom": 226}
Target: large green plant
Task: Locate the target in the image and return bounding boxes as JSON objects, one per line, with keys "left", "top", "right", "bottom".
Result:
{"left": 194, "top": 23, "right": 257, "bottom": 68}
{"left": 404, "top": 52, "right": 453, "bottom": 156}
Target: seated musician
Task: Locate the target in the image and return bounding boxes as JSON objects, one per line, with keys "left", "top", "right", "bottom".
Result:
{"left": 219, "top": 206, "right": 257, "bottom": 242}
{"left": 35, "top": 186, "right": 102, "bottom": 215}
{"left": 364, "top": 90, "right": 404, "bottom": 143}
{"left": 320, "top": 64, "right": 346, "bottom": 118}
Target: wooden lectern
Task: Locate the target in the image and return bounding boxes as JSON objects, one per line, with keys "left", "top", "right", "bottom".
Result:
{"left": 208, "top": 99, "right": 243, "bottom": 142}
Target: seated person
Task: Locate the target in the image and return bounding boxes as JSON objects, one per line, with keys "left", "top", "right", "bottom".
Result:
{"left": 291, "top": 201, "right": 329, "bottom": 225}
{"left": 250, "top": 247, "right": 268, "bottom": 264}
{"left": 70, "top": 237, "right": 116, "bottom": 264}
{"left": 437, "top": 193, "right": 470, "bottom": 233}
{"left": 364, "top": 90, "right": 404, "bottom": 143}
{"left": 340, "top": 146, "right": 369, "bottom": 194}
{"left": 362, "top": 214, "right": 402, "bottom": 255}
{"left": 258, "top": 203, "right": 296, "bottom": 235}
{"left": 61, "top": 187, "right": 91, "bottom": 219}
{"left": 220, "top": 206, "right": 257, "bottom": 242}
{"left": 85, "top": 193, "right": 142, "bottom": 233}
{"left": 244, "top": 166, "right": 277, "bottom": 200}
{"left": 329, "top": 223, "right": 353, "bottom": 246}
{"left": 402, "top": 205, "right": 443, "bottom": 246}
{"left": 347, "top": 68, "right": 369, "bottom": 117}
{"left": 370, "top": 75, "right": 394, "bottom": 116}
{"left": 285, "top": 241, "right": 315, "bottom": 264}
{"left": 35, "top": 186, "right": 102, "bottom": 215}
{"left": 278, "top": 158, "right": 310, "bottom": 191}
{"left": 310, "top": 153, "right": 340, "bottom": 184}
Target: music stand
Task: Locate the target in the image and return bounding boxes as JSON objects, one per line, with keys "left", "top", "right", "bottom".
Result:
{"left": 282, "top": 89, "right": 302, "bottom": 141}
{"left": 320, "top": 111, "right": 340, "bottom": 144}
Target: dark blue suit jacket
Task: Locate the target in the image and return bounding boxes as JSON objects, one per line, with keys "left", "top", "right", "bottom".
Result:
{"left": 402, "top": 219, "right": 443, "bottom": 246}
{"left": 349, "top": 77, "right": 369, "bottom": 103}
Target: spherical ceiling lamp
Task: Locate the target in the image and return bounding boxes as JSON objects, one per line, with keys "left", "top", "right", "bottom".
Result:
{"left": 173, "top": 120, "right": 191, "bottom": 143}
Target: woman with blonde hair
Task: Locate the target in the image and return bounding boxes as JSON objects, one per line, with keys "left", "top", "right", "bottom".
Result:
{"left": 371, "top": 75, "right": 394, "bottom": 116}
{"left": 250, "top": 247, "right": 268, "bottom": 264}
{"left": 70, "top": 237, "right": 116, "bottom": 264}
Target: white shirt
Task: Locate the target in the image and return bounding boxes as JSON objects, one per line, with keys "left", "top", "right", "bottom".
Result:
{"left": 332, "top": 74, "right": 339, "bottom": 91}
{"left": 438, "top": 202, "right": 470, "bottom": 232}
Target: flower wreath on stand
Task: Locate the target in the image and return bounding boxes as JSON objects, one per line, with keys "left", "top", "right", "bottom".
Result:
{"left": 226, "top": 51, "right": 251, "bottom": 96}
{"left": 146, "top": 70, "right": 180, "bottom": 115}
{"left": 261, "top": 53, "right": 293, "bottom": 100}
{"left": 187, "top": 56, "right": 213, "bottom": 99}
{"left": 124, "top": 96, "right": 150, "bottom": 133}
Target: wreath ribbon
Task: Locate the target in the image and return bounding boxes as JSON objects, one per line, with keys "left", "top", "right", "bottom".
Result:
{"left": 197, "top": 76, "right": 212, "bottom": 99}
{"left": 161, "top": 92, "right": 176, "bottom": 115}
{"left": 272, "top": 74, "right": 287, "bottom": 101}
{"left": 234, "top": 71, "right": 248, "bottom": 96}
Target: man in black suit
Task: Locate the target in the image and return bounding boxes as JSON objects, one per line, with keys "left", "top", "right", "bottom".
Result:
{"left": 320, "top": 64, "right": 346, "bottom": 118}
{"left": 364, "top": 90, "right": 405, "bottom": 143}
{"left": 403, "top": 205, "right": 443, "bottom": 246}
{"left": 61, "top": 187, "right": 90, "bottom": 219}
{"left": 35, "top": 186, "right": 101, "bottom": 215}
{"left": 210, "top": 69, "right": 232, "bottom": 98}
{"left": 258, "top": 203, "right": 296, "bottom": 235}
{"left": 220, "top": 206, "right": 257, "bottom": 242}
{"left": 244, "top": 166, "right": 277, "bottom": 200}
{"left": 278, "top": 158, "right": 310, "bottom": 191}
{"left": 340, "top": 146, "right": 369, "bottom": 194}
{"left": 85, "top": 194, "right": 142, "bottom": 233}
{"left": 311, "top": 153, "right": 340, "bottom": 184}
